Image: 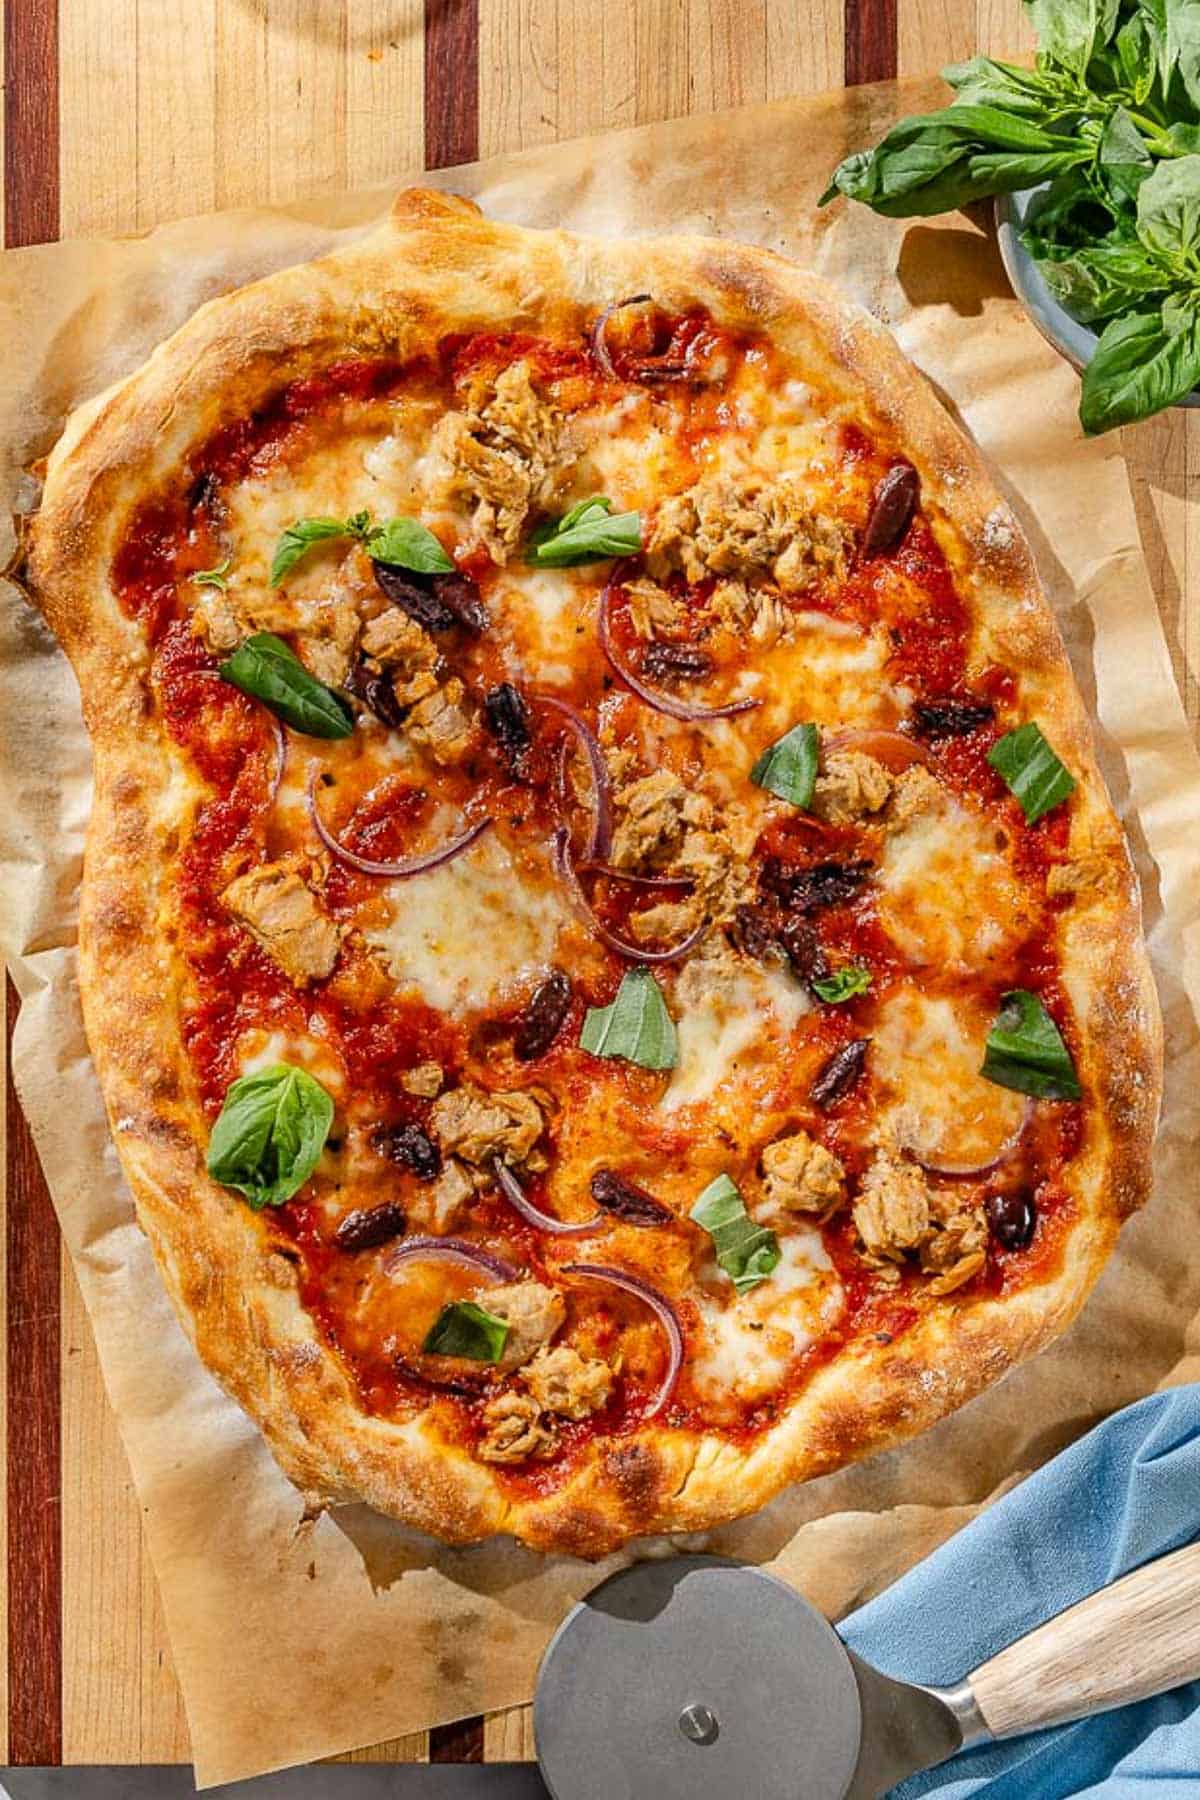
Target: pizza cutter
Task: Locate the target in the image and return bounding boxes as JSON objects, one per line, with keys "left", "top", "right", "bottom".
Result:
{"left": 534, "top": 1546, "right": 1200, "bottom": 1799}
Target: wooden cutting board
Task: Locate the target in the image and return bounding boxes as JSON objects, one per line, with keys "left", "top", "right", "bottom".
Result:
{"left": 2, "top": 0, "right": 1195, "bottom": 1771}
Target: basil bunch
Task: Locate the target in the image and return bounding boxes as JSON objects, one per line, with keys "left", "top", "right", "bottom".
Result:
{"left": 823, "top": 0, "right": 1200, "bottom": 430}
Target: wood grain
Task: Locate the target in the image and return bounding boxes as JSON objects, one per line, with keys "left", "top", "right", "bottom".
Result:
{"left": 3, "top": 0, "right": 1198, "bottom": 1777}
{"left": 970, "top": 1544, "right": 1200, "bottom": 1737}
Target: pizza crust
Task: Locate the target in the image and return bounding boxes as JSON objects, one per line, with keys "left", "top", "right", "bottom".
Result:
{"left": 28, "top": 189, "right": 1162, "bottom": 1555}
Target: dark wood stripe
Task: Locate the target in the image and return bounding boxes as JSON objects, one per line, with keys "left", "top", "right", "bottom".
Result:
{"left": 5, "top": 977, "right": 62, "bottom": 1763}
{"left": 4, "top": 0, "right": 60, "bottom": 247}
{"left": 424, "top": 0, "right": 481, "bottom": 1760}
{"left": 424, "top": 0, "right": 479, "bottom": 171}
{"left": 844, "top": 0, "right": 898, "bottom": 86}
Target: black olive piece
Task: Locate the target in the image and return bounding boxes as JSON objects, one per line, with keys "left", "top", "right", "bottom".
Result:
{"left": 863, "top": 463, "right": 919, "bottom": 556}
{"left": 373, "top": 1123, "right": 441, "bottom": 1180}
{"left": 640, "top": 641, "right": 714, "bottom": 683}
{"left": 431, "top": 572, "right": 489, "bottom": 634}
{"left": 912, "top": 696, "right": 995, "bottom": 739}
{"left": 334, "top": 1200, "right": 408, "bottom": 1252}
{"left": 763, "top": 858, "right": 873, "bottom": 913}
{"left": 725, "top": 903, "right": 778, "bottom": 961}
{"left": 484, "top": 682, "right": 532, "bottom": 757}
{"left": 372, "top": 561, "right": 459, "bottom": 631}
{"left": 777, "top": 915, "right": 830, "bottom": 984}
{"left": 344, "top": 659, "right": 407, "bottom": 729}
{"left": 514, "top": 969, "right": 573, "bottom": 1062}
{"left": 810, "top": 1038, "right": 869, "bottom": 1110}
{"left": 986, "top": 1190, "right": 1037, "bottom": 1250}
{"left": 590, "top": 1169, "right": 673, "bottom": 1226}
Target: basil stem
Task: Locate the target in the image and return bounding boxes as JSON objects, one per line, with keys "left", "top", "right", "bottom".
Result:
{"left": 219, "top": 632, "right": 354, "bottom": 738}
{"left": 206, "top": 1062, "right": 335, "bottom": 1209}
{"left": 192, "top": 556, "right": 233, "bottom": 591}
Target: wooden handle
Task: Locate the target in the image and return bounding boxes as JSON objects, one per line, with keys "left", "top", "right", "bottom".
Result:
{"left": 968, "top": 1543, "right": 1200, "bottom": 1739}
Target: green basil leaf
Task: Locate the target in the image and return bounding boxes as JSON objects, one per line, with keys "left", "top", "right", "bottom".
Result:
{"left": 1136, "top": 152, "right": 1200, "bottom": 260}
{"left": 192, "top": 556, "right": 233, "bottom": 592}
{"left": 690, "top": 1174, "right": 781, "bottom": 1295}
{"left": 1039, "top": 239, "right": 1169, "bottom": 325}
{"left": 941, "top": 55, "right": 1070, "bottom": 117}
{"left": 1115, "top": 12, "right": 1159, "bottom": 102}
{"left": 206, "top": 1063, "right": 334, "bottom": 1209}
{"left": 812, "top": 965, "right": 873, "bottom": 1004}
{"left": 1079, "top": 303, "right": 1200, "bottom": 432}
{"left": 580, "top": 968, "right": 678, "bottom": 1070}
{"left": 528, "top": 497, "right": 642, "bottom": 567}
{"left": 1028, "top": 0, "right": 1113, "bottom": 76}
{"left": 981, "top": 989, "right": 1081, "bottom": 1100}
{"left": 270, "top": 517, "right": 355, "bottom": 586}
{"left": 1098, "top": 105, "right": 1154, "bottom": 205}
{"left": 219, "top": 632, "right": 354, "bottom": 738}
{"left": 423, "top": 1300, "right": 510, "bottom": 1362}
{"left": 750, "top": 722, "right": 819, "bottom": 809}
{"left": 987, "top": 721, "right": 1076, "bottom": 822}
{"left": 367, "top": 516, "right": 454, "bottom": 573}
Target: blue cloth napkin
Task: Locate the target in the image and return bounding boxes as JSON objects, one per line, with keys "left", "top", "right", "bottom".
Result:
{"left": 839, "top": 1385, "right": 1200, "bottom": 1798}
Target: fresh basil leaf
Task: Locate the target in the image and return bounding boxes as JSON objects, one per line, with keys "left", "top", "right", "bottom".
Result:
{"left": 812, "top": 965, "right": 873, "bottom": 1004}
{"left": 423, "top": 1300, "right": 510, "bottom": 1362}
{"left": 750, "top": 722, "right": 819, "bottom": 809}
{"left": 1136, "top": 151, "right": 1200, "bottom": 259}
{"left": 206, "top": 1062, "right": 334, "bottom": 1209}
{"left": 1098, "top": 105, "right": 1155, "bottom": 204}
{"left": 192, "top": 556, "right": 233, "bottom": 591}
{"left": 987, "top": 721, "right": 1076, "bottom": 822}
{"left": 690, "top": 1174, "right": 781, "bottom": 1295}
{"left": 367, "top": 516, "right": 454, "bottom": 574}
{"left": 580, "top": 968, "right": 678, "bottom": 1070}
{"left": 981, "top": 989, "right": 1081, "bottom": 1100}
{"left": 941, "top": 55, "right": 1072, "bottom": 117}
{"left": 1039, "top": 239, "right": 1169, "bottom": 324}
{"left": 1028, "top": 0, "right": 1115, "bottom": 76}
{"left": 1079, "top": 302, "right": 1200, "bottom": 431}
{"left": 1154, "top": 0, "right": 1200, "bottom": 114}
{"left": 219, "top": 632, "right": 354, "bottom": 738}
{"left": 1116, "top": 11, "right": 1159, "bottom": 102}
{"left": 270, "top": 517, "right": 357, "bottom": 586}
{"left": 528, "top": 498, "right": 642, "bottom": 567}
{"left": 1162, "top": 120, "right": 1200, "bottom": 153}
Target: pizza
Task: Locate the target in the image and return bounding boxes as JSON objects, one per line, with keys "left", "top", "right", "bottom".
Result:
{"left": 28, "top": 189, "right": 1161, "bottom": 1556}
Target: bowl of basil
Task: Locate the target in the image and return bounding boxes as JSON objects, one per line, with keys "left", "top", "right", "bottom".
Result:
{"left": 821, "top": 0, "right": 1200, "bottom": 433}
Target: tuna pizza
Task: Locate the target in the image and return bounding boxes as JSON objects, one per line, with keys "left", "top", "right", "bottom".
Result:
{"left": 28, "top": 190, "right": 1162, "bottom": 1555}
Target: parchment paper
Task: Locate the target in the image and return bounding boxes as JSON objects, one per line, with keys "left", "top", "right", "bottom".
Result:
{"left": 2, "top": 75, "right": 1199, "bottom": 1787}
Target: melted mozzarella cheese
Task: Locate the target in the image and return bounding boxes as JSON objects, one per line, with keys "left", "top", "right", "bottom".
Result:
{"left": 490, "top": 565, "right": 591, "bottom": 684}
{"left": 236, "top": 1027, "right": 347, "bottom": 1097}
{"left": 877, "top": 792, "right": 1030, "bottom": 971}
{"left": 871, "top": 985, "right": 1027, "bottom": 1167}
{"left": 688, "top": 1229, "right": 840, "bottom": 1405}
{"left": 364, "top": 832, "right": 570, "bottom": 1011}
{"left": 663, "top": 960, "right": 811, "bottom": 1113}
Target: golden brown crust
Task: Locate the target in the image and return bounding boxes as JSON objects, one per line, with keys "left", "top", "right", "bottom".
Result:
{"left": 28, "top": 189, "right": 1163, "bottom": 1555}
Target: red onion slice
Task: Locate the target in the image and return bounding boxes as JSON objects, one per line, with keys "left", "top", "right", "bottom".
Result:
{"left": 554, "top": 829, "right": 708, "bottom": 965}
{"left": 265, "top": 715, "right": 286, "bottom": 806}
{"left": 385, "top": 1236, "right": 518, "bottom": 1281}
{"left": 561, "top": 1262, "right": 684, "bottom": 1418}
{"left": 599, "top": 574, "right": 759, "bottom": 723}
{"left": 536, "top": 693, "right": 613, "bottom": 861}
{"left": 591, "top": 293, "right": 653, "bottom": 380}
{"left": 825, "top": 728, "right": 932, "bottom": 773}
{"left": 493, "top": 1160, "right": 601, "bottom": 1237}
{"left": 308, "top": 768, "right": 493, "bottom": 878}
{"left": 577, "top": 861, "right": 695, "bottom": 891}
{"left": 909, "top": 1098, "right": 1034, "bottom": 1178}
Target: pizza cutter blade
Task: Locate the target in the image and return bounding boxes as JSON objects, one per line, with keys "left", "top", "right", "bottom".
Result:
{"left": 533, "top": 1554, "right": 969, "bottom": 1800}
{"left": 534, "top": 1543, "right": 1200, "bottom": 1800}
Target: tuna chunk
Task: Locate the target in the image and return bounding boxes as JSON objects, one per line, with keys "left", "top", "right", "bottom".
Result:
{"left": 478, "top": 1391, "right": 557, "bottom": 1463}
{"left": 432, "top": 360, "right": 568, "bottom": 561}
{"left": 406, "top": 677, "right": 478, "bottom": 764}
{"left": 486, "top": 1280, "right": 566, "bottom": 1369}
{"left": 761, "top": 1130, "right": 846, "bottom": 1215}
{"left": 222, "top": 857, "right": 341, "bottom": 986}
{"left": 813, "top": 750, "right": 894, "bottom": 826}
{"left": 359, "top": 609, "right": 439, "bottom": 707}
{"left": 852, "top": 1152, "right": 931, "bottom": 1267}
{"left": 524, "top": 1344, "right": 613, "bottom": 1419}
{"left": 430, "top": 1083, "right": 545, "bottom": 1168}
{"left": 646, "top": 476, "right": 849, "bottom": 590}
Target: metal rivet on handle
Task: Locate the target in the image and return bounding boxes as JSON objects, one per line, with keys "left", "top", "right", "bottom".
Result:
{"left": 678, "top": 1701, "right": 720, "bottom": 1745}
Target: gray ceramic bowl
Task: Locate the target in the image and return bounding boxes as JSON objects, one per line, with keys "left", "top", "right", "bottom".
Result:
{"left": 995, "top": 186, "right": 1200, "bottom": 406}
